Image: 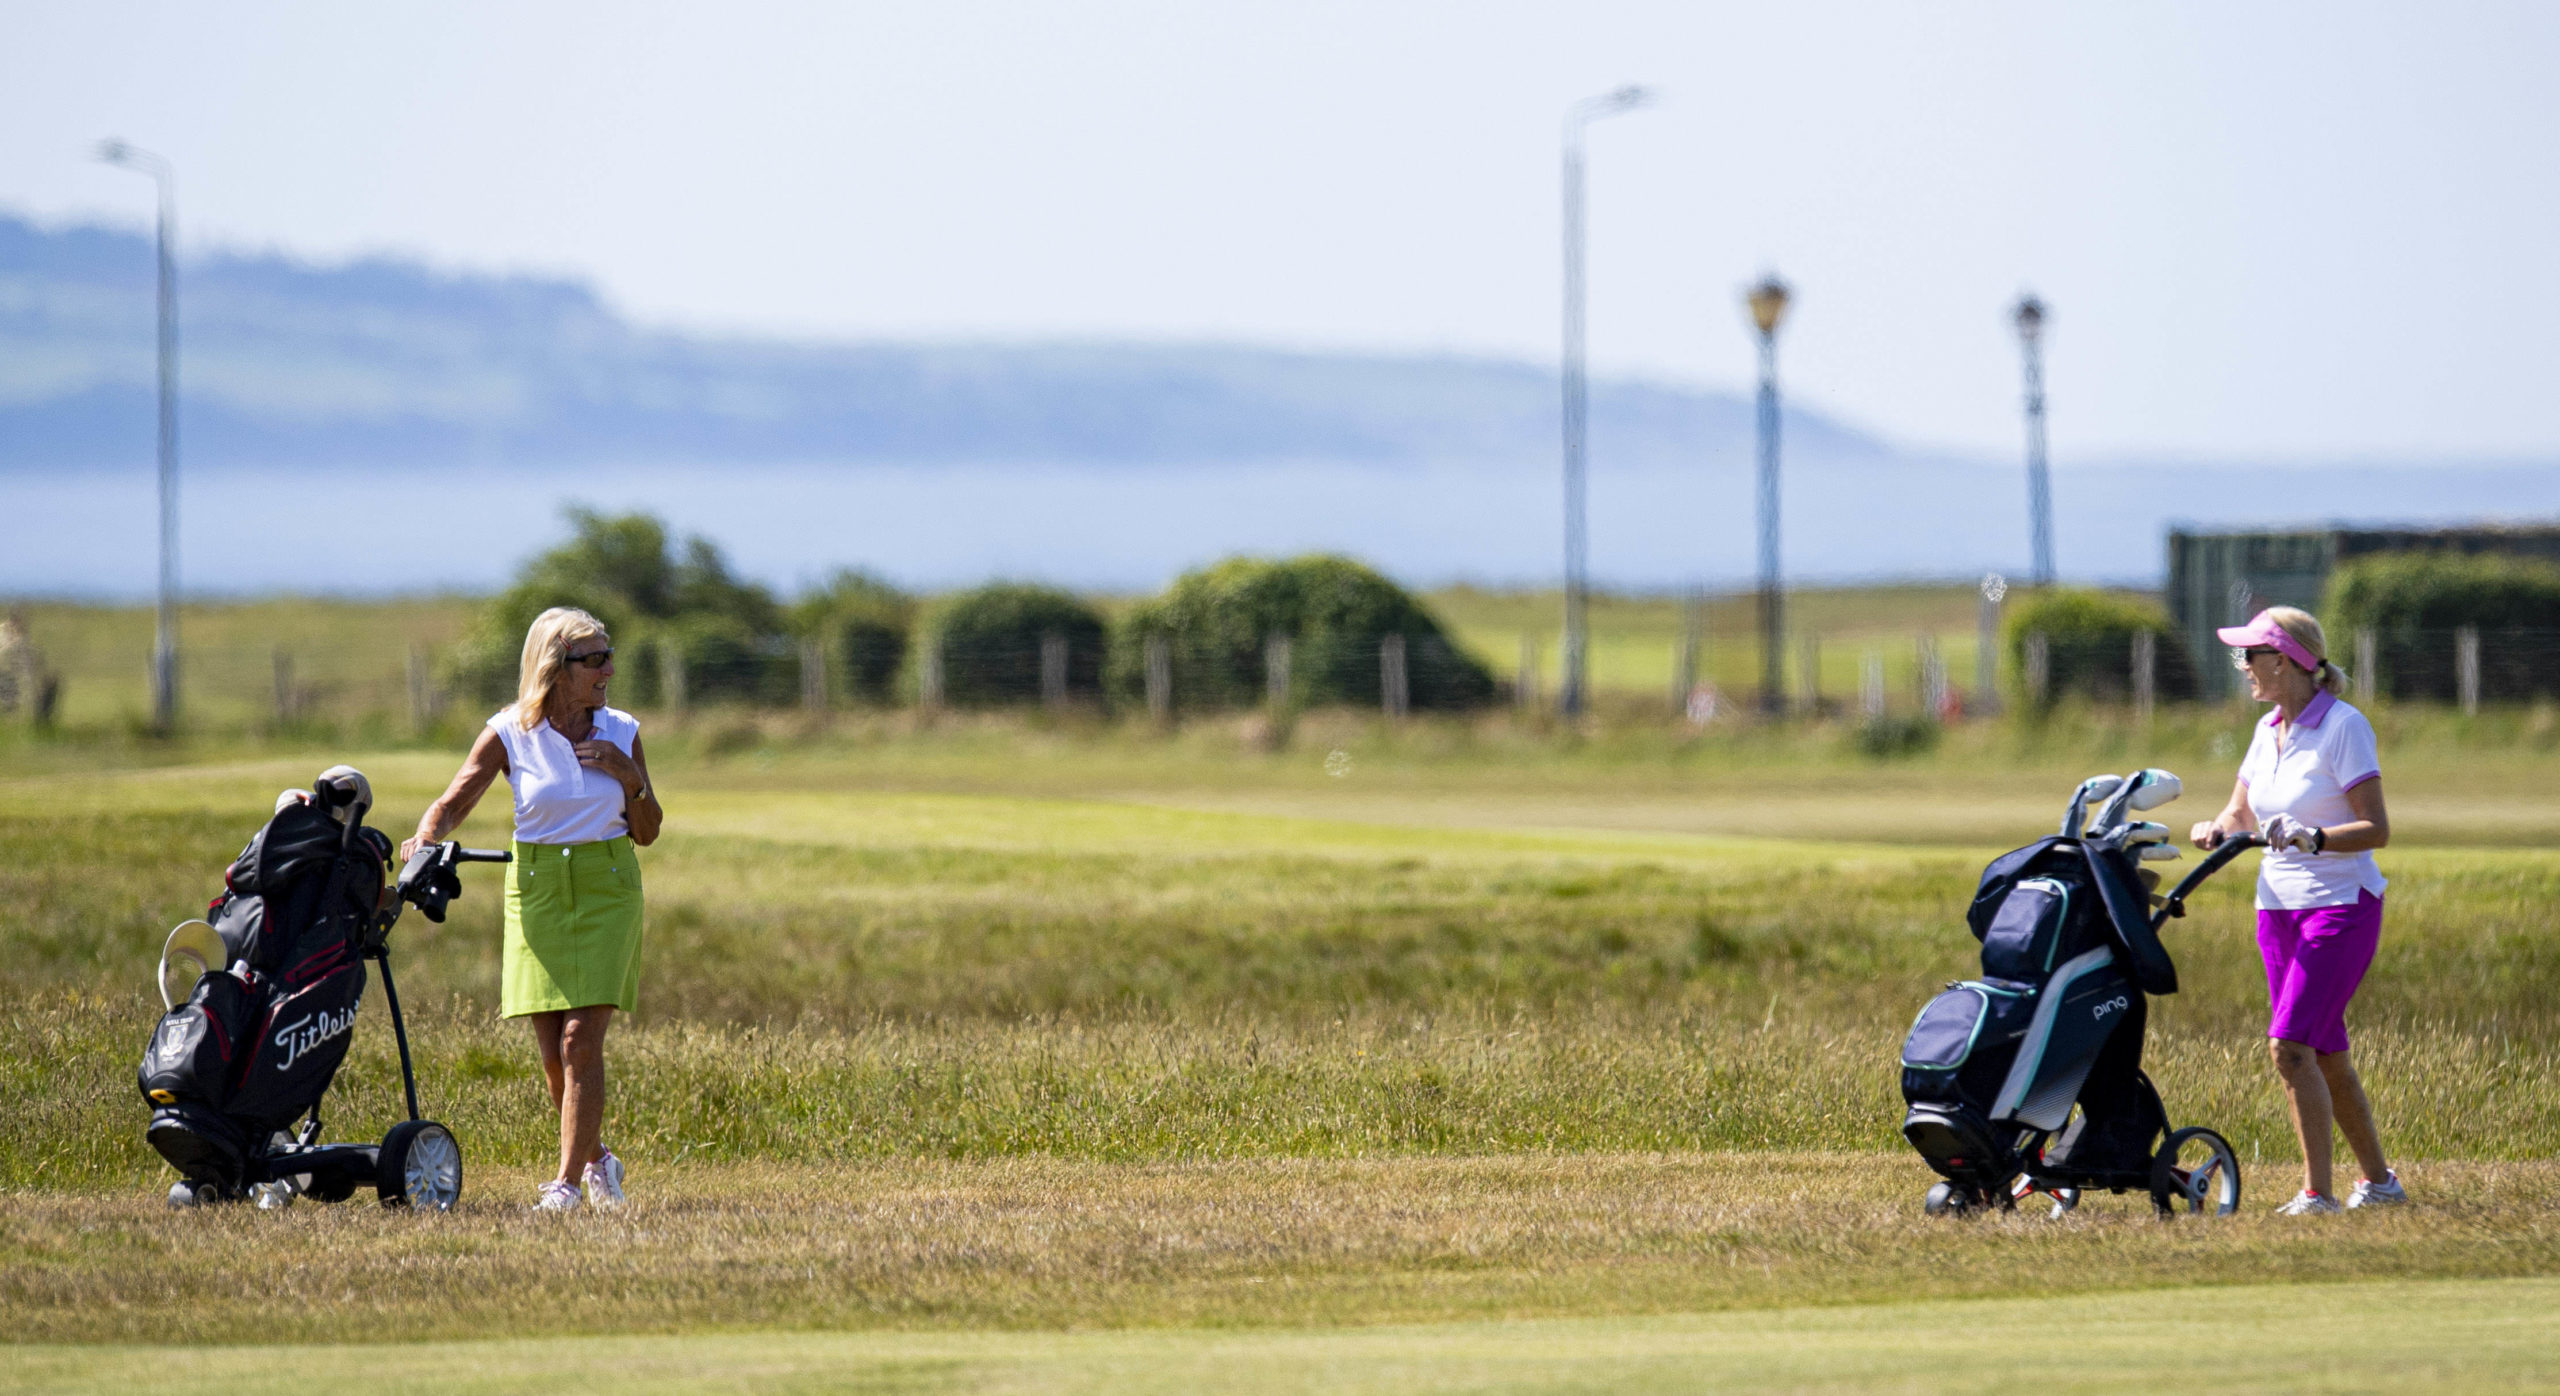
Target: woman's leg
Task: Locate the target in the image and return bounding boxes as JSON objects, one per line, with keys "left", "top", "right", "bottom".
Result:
{"left": 2270, "top": 1036, "right": 2335, "bottom": 1197}
{"left": 527, "top": 1010, "right": 567, "bottom": 1113}
{"left": 2319, "top": 1049, "right": 2390, "bottom": 1183}
{"left": 553, "top": 1005, "right": 614, "bottom": 1185}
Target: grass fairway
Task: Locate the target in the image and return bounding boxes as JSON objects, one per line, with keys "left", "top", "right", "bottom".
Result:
{"left": 6, "top": 726, "right": 2560, "bottom": 1388}
{"left": 11, "top": 1276, "right": 2560, "bottom": 1393}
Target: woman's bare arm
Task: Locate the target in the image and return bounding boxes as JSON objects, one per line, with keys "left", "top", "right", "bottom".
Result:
{"left": 623, "top": 733, "right": 662, "bottom": 846}
{"left": 2191, "top": 775, "right": 2259, "bottom": 848}
{"left": 403, "top": 727, "right": 508, "bottom": 862}
{"left": 2316, "top": 776, "right": 2390, "bottom": 854}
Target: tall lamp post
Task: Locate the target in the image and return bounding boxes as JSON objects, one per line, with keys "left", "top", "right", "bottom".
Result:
{"left": 96, "top": 139, "right": 181, "bottom": 731}
{"left": 1557, "top": 83, "right": 1652, "bottom": 718}
{"left": 2013, "top": 293, "right": 2053, "bottom": 588}
{"left": 1745, "top": 274, "right": 1791, "bottom": 715}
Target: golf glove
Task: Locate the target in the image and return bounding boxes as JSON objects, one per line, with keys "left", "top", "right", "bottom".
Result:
{"left": 2260, "top": 813, "right": 2320, "bottom": 852}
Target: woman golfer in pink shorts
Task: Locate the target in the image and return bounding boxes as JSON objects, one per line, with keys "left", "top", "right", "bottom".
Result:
{"left": 2191, "top": 606, "right": 2405, "bottom": 1214}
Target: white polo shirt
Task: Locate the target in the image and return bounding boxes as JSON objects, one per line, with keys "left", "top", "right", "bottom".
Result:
{"left": 488, "top": 704, "right": 639, "bottom": 846}
{"left": 2238, "top": 689, "right": 2386, "bottom": 910}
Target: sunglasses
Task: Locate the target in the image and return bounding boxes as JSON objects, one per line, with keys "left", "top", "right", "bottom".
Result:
{"left": 561, "top": 647, "right": 615, "bottom": 670}
{"left": 2229, "top": 646, "right": 2280, "bottom": 670}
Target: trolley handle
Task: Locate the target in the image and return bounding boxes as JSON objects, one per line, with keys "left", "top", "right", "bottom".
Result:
{"left": 2151, "top": 833, "right": 2264, "bottom": 929}
{"left": 451, "top": 847, "right": 512, "bottom": 865}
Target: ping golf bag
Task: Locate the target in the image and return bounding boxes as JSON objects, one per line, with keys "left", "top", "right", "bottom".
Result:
{"left": 138, "top": 777, "right": 390, "bottom": 1193}
{"left": 1899, "top": 833, "right": 2181, "bottom": 1194}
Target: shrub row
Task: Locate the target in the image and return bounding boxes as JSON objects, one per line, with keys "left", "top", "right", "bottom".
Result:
{"left": 450, "top": 512, "right": 1495, "bottom": 714}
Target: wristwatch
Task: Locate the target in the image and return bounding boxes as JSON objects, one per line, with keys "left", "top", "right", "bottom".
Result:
{"left": 2310, "top": 826, "right": 2327, "bottom": 853}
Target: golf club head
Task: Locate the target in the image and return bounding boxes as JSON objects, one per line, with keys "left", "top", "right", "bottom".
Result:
{"left": 2092, "top": 768, "right": 2178, "bottom": 832}
{"left": 2127, "top": 769, "right": 2183, "bottom": 811}
{"left": 158, "top": 919, "right": 226, "bottom": 1010}
{"left": 2062, "top": 774, "right": 2126, "bottom": 837}
{"left": 313, "top": 765, "right": 372, "bottom": 830}
{"left": 2137, "top": 842, "right": 2184, "bottom": 861}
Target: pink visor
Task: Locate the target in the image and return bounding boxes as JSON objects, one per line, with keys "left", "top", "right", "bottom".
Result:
{"left": 2216, "top": 610, "right": 2319, "bottom": 671}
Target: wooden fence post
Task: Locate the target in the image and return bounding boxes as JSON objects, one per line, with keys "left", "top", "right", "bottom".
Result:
{"left": 1673, "top": 592, "right": 1704, "bottom": 713}
{"left": 800, "top": 637, "right": 827, "bottom": 712}
{"left": 272, "top": 649, "right": 296, "bottom": 725}
{"left": 2354, "top": 628, "right": 2376, "bottom": 704}
{"left": 918, "top": 636, "right": 944, "bottom": 710}
{"left": 1381, "top": 634, "right": 1409, "bottom": 719}
{"left": 1516, "top": 634, "right": 1540, "bottom": 714}
{"left": 2458, "top": 626, "right": 2481, "bottom": 716}
{"left": 1860, "top": 649, "right": 1884, "bottom": 720}
{"left": 1975, "top": 573, "right": 2005, "bottom": 714}
{"left": 1918, "top": 635, "right": 1946, "bottom": 719}
{"left": 407, "top": 645, "right": 433, "bottom": 732}
{"left": 1144, "top": 634, "right": 1172, "bottom": 723}
{"left": 2132, "top": 630, "right": 2156, "bottom": 724}
{"left": 661, "top": 636, "right": 688, "bottom": 712}
{"left": 1040, "top": 631, "right": 1069, "bottom": 710}
{"left": 1798, "top": 633, "right": 1821, "bottom": 714}
{"left": 2024, "top": 631, "right": 2050, "bottom": 707}
{"left": 1264, "top": 633, "right": 1293, "bottom": 714}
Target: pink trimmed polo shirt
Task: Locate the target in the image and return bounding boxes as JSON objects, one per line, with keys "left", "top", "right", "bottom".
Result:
{"left": 2237, "top": 688, "right": 2386, "bottom": 910}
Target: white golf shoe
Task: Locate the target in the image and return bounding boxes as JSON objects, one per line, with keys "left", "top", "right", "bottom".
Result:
{"left": 533, "top": 1179, "right": 582, "bottom": 1212}
{"left": 2276, "top": 1189, "right": 2342, "bottom": 1215}
{"left": 2347, "top": 1170, "right": 2407, "bottom": 1209}
{"left": 582, "top": 1148, "right": 627, "bottom": 1210}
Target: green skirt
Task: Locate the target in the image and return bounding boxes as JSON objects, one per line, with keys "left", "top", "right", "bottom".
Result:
{"left": 502, "top": 836, "right": 644, "bottom": 1017}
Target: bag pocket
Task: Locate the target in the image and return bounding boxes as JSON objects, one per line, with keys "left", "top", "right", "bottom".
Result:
{"left": 1980, "top": 876, "right": 2072, "bottom": 981}
{"left": 1901, "top": 980, "right": 2033, "bottom": 1105}
{"left": 138, "top": 970, "right": 262, "bottom": 1111}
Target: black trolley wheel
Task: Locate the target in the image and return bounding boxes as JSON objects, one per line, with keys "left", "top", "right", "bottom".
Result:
{"left": 2150, "top": 1126, "right": 2242, "bottom": 1217}
{"left": 377, "top": 1120, "right": 463, "bottom": 1211}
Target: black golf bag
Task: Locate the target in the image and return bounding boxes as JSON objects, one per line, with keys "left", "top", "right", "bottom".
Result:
{"left": 138, "top": 788, "right": 390, "bottom": 1192}
{"left": 1899, "top": 835, "right": 2178, "bottom": 1193}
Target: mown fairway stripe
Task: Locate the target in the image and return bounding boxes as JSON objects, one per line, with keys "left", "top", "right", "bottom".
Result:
{"left": 10, "top": 1276, "right": 2558, "bottom": 1394}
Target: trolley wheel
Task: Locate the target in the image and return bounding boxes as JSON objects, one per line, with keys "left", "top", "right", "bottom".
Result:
{"left": 1925, "top": 1181, "right": 1992, "bottom": 1217}
{"left": 376, "top": 1121, "right": 463, "bottom": 1211}
{"left": 2150, "top": 1126, "right": 2241, "bottom": 1217}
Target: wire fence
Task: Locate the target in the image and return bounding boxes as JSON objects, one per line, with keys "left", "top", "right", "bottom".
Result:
{"left": 11, "top": 618, "right": 2560, "bottom": 736}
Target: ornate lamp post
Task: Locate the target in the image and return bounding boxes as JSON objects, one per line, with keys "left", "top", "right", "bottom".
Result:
{"left": 1557, "top": 84, "right": 1652, "bottom": 718}
{"left": 2013, "top": 293, "right": 2054, "bottom": 588}
{"left": 96, "top": 139, "right": 181, "bottom": 731}
{"left": 1746, "top": 274, "right": 1791, "bottom": 715}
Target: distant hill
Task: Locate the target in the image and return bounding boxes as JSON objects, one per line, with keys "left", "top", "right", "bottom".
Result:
{"left": 0, "top": 210, "right": 1890, "bottom": 474}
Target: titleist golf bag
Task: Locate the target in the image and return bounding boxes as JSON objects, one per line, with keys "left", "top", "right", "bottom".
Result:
{"left": 1898, "top": 769, "right": 2251, "bottom": 1216}
{"left": 138, "top": 773, "right": 390, "bottom": 1193}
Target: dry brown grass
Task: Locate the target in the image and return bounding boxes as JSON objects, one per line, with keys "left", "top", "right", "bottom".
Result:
{"left": 7, "top": 1153, "right": 2560, "bottom": 1346}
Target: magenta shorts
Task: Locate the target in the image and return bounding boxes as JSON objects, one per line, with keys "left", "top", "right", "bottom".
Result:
{"left": 2257, "top": 890, "right": 2383, "bottom": 1054}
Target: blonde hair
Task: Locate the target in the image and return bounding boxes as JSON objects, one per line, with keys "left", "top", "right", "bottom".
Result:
{"left": 515, "top": 607, "right": 610, "bottom": 729}
{"left": 2264, "top": 605, "right": 2348, "bottom": 696}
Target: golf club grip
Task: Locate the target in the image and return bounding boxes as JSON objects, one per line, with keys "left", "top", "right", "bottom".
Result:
{"left": 452, "top": 846, "right": 511, "bottom": 864}
{"left": 2155, "top": 833, "right": 2264, "bottom": 925}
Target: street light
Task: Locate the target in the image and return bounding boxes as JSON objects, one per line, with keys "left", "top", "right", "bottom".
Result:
{"left": 1745, "top": 273, "right": 1790, "bottom": 715}
{"left": 96, "top": 138, "right": 181, "bottom": 732}
{"left": 2013, "top": 293, "right": 2053, "bottom": 587}
{"left": 1557, "top": 83, "right": 1653, "bottom": 719}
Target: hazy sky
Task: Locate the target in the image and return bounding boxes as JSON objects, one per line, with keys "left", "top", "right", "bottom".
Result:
{"left": 6, "top": 1, "right": 2557, "bottom": 463}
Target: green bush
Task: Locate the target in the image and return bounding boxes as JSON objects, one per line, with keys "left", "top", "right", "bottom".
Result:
{"left": 1108, "top": 555, "right": 1497, "bottom": 712}
{"left": 929, "top": 584, "right": 1107, "bottom": 706}
{"left": 790, "top": 569, "right": 913, "bottom": 704}
{"left": 447, "top": 509, "right": 789, "bottom": 709}
{"left": 2004, "top": 588, "right": 2196, "bottom": 705}
{"left": 2325, "top": 553, "right": 2560, "bottom": 701}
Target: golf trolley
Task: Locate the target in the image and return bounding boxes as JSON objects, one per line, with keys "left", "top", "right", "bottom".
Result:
{"left": 1898, "top": 768, "right": 2259, "bottom": 1219}
{"left": 138, "top": 765, "right": 508, "bottom": 1210}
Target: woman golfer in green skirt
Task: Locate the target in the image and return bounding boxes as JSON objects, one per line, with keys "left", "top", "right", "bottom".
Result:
{"left": 406, "top": 606, "right": 663, "bottom": 1212}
